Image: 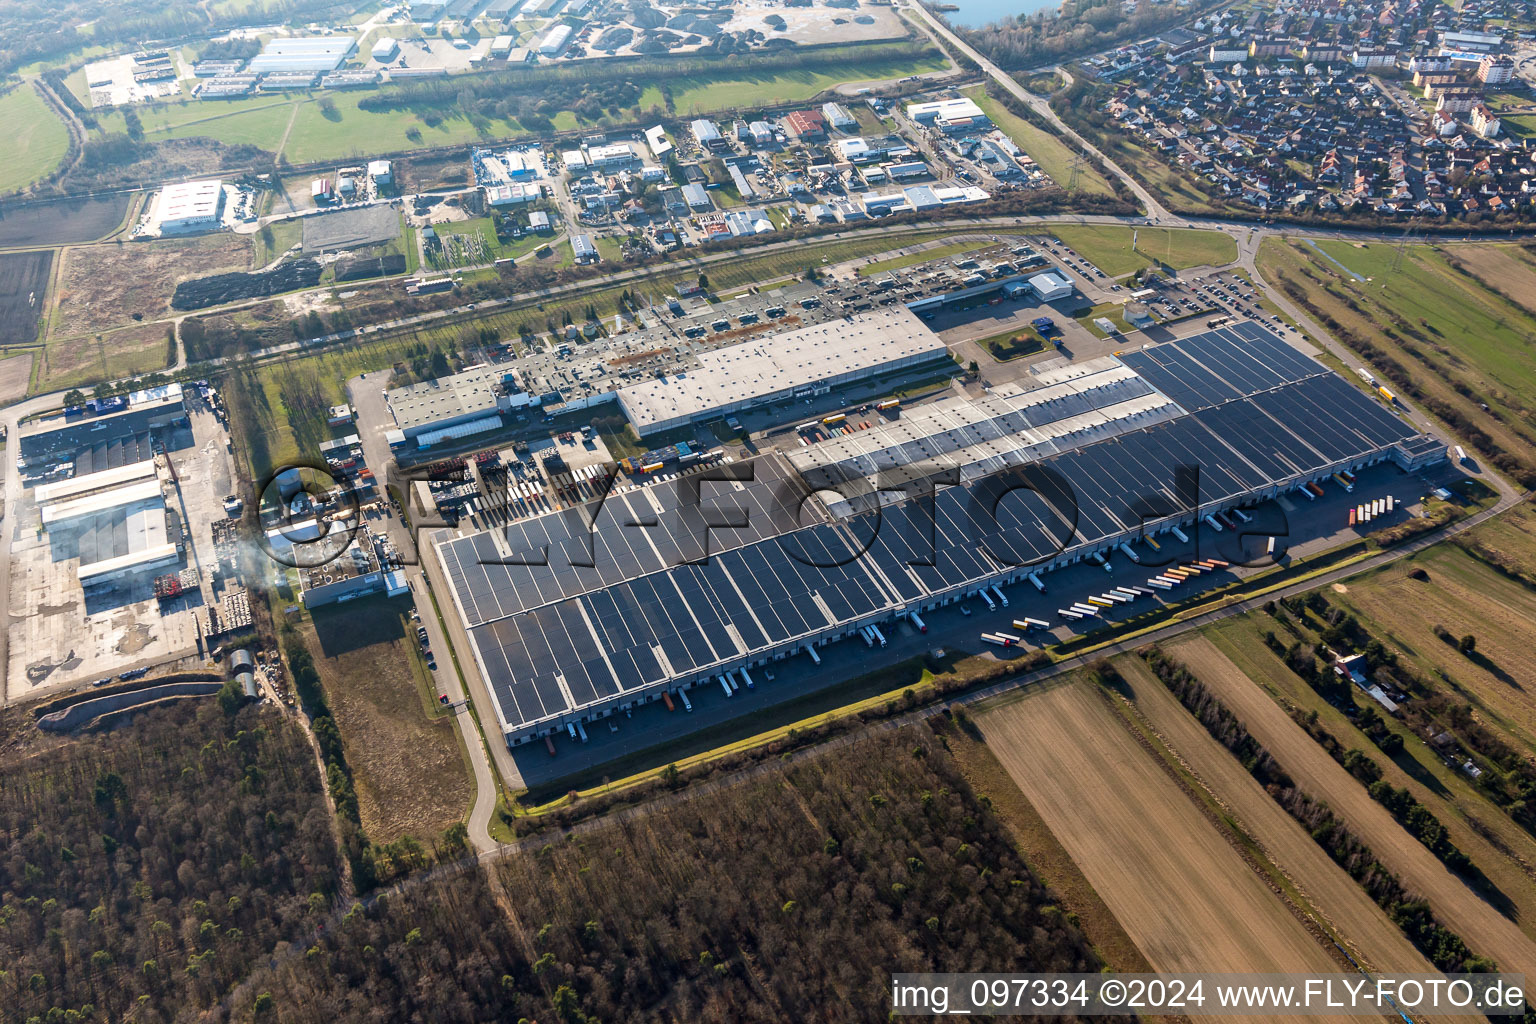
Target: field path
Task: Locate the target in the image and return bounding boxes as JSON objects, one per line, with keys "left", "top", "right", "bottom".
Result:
{"left": 1111, "top": 656, "right": 1438, "bottom": 975}
{"left": 978, "top": 682, "right": 1389, "bottom": 1023}
{"left": 275, "top": 100, "right": 302, "bottom": 163}
{"left": 1167, "top": 637, "right": 1536, "bottom": 976}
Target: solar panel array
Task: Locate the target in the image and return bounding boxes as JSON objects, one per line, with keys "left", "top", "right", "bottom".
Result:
{"left": 441, "top": 323, "right": 1424, "bottom": 737}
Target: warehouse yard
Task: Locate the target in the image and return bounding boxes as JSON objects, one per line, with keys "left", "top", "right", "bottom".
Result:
{"left": 976, "top": 679, "right": 1377, "bottom": 1019}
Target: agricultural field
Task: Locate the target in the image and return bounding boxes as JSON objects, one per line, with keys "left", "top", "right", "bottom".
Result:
{"left": 0, "top": 193, "right": 133, "bottom": 247}
{"left": 962, "top": 86, "right": 1114, "bottom": 197}
{"left": 300, "top": 596, "right": 473, "bottom": 845}
{"left": 1107, "top": 656, "right": 1438, "bottom": 975}
{"left": 35, "top": 320, "right": 174, "bottom": 393}
{"left": 1181, "top": 602, "right": 1536, "bottom": 926}
{"left": 52, "top": 233, "right": 253, "bottom": 336}
{"left": 0, "top": 251, "right": 52, "bottom": 347}
{"left": 1165, "top": 635, "right": 1536, "bottom": 975}
{"left": 1330, "top": 535, "right": 1536, "bottom": 752}
{"left": 975, "top": 679, "right": 1373, "bottom": 995}
{"left": 1256, "top": 237, "right": 1536, "bottom": 479}
{"left": 0, "top": 83, "right": 72, "bottom": 196}
{"left": 0, "top": 351, "right": 33, "bottom": 405}
{"left": 1048, "top": 225, "right": 1237, "bottom": 278}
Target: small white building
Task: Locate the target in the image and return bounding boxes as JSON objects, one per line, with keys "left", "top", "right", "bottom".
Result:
{"left": 368, "top": 159, "right": 392, "bottom": 185}
{"left": 1028, "top": 270, "right": 1073, "bottom": 302}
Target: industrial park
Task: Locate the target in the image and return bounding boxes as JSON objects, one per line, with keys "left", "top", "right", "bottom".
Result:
{"left": 7, "top": 0, "right": 1536, "bottom": 1016}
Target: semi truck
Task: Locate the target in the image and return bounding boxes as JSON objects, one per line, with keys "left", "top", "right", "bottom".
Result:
{"left": 908, "top": 611, "right": 927, "bottom": 633}
{"left": 1028, "top": 573, "right": 1046, "bottom": 592}
{"left": 990, "top": 584, "right": 1009, "bottom": 607}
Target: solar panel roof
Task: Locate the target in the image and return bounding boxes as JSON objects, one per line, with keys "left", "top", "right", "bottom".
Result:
{"left": 441, "top": 325, "right": 1426, "bottom": 735}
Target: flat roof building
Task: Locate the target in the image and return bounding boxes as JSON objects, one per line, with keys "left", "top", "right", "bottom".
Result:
{"left": 386, "top": 365, "right": 527, "bottom": 441}
{"left": 155, "top": 179, "right": 226, "bottom": 233}
{"left": 247, "top": 36, "right": 355, "bottom": 74}
{"left": 435, "top": 322, "right": 1442, "bottom": 747}
{"left": 691, "top": 118, "right": 725, "bottom": 149}
{"left": 1028, "top": 270, "right": 1074, "bottom": 301}
{"left": 905, "top": 96, "right": 987, "bottom": 126}
{"left": 615, "top": 306, "right": 947, "bottom": 435}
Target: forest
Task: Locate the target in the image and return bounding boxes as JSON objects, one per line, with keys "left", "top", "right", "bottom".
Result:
{"left": 0, "top": 695, "right": 1117, "bottom": 1023}
{"left": 218, "top": 727, "right": 1110, "bottom": 1023}
{"left": 0, "top": 700, "right": 341, "bottom": 1023}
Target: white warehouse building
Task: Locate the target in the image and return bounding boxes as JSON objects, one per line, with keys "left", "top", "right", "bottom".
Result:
{"left": 615, "top": 306, "right": 948, "bottom": 435}
{"left": 538, "top": 23, "right": 572, "bottom": 56}
{"left": 154, "top": 179, "right": 226, "bottom": 233}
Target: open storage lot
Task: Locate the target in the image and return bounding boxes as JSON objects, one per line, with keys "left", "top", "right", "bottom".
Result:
{"left": 5, "top": 402, "right": 237, "bottom": 702}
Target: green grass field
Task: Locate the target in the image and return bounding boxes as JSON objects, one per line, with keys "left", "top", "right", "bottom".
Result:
{"left": 1256, "top": 237, "right": 1536, "bottom": 469}
{"left": 962, "top": 86, "right": 1114, "bottom": 197}
{"left": 0, "top": 84, "right": 72, "bottom": 195}
{"left": 1050, "top": 225, "right": 1237, "bottom": 277}
{"left": 665, "top": 53, "right": 948, "bottom": 114}
{"left": 975, "top": 326, "right": 1045, "bottom": 362}
{"left": 430, "top": 216, "right": 549, "bottom": 267}
{"left": 254, "top": 218, "right": 303, "bottom": 266}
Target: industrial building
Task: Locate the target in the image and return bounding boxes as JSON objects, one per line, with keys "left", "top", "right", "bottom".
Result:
{"left": 385, "top": 365, "right": 531, "bottom": 448}
{"left": 35, "top": 455, "right": 178, "bottom": 586}
{"left": 1027, "top": 270, "right": 1073, "bottom": 302}
{"left": 154, "top": 180, "right": 226, "bottom": 233}
{"left": 297, "top": 528, "right": 408, "bottom": 606}
{"left": 691, "top": 118, "right": 726, "bottom": 150}
{"left": 246, "top": 36, "right": 356, "bottom": 74}
{"left": 904, "top": 96, "right": 989, "bottom": 131}
{"left": 616, "top": 307, "right": 948, "bottom": 436}
{"left": 19, "top": 391, "right": 188, "bottom": 468}
{"left": 434, "top": 323, "right": 1444, "bottom": 747}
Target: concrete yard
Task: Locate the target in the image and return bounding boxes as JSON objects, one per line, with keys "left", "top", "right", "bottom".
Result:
{"left": 4, "top": 396, "right": 238, "bottom": 702}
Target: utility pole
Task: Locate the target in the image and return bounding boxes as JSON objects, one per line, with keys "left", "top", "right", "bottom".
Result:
{"left": 1067, "top": 150, "right": 1085, "bottom": 193}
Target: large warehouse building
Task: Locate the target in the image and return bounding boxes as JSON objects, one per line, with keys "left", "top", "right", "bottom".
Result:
{"left": 246, "top": 36, "right": 356, "bottom": 74}
{"left": 154, "top": 180, "right": 227, "bottom": 234}
{"left": 433, "top": 323, "right": 1445, "bottom": 747}
{"left": 616, "top": 306, "right": 949, "bottom": 436}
